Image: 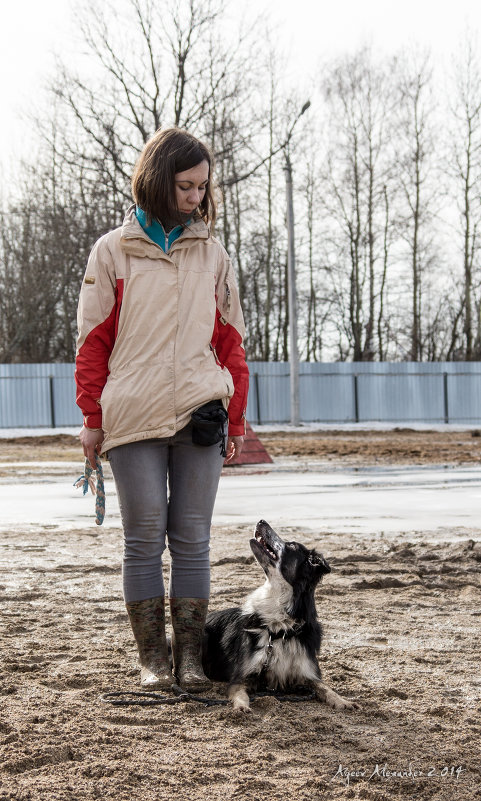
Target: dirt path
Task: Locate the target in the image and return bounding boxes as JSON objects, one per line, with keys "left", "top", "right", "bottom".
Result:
{"left": 257, "top": 428, "right": 481, "bottom": 465}
{"left": 1, "top": 432, "right": 481, "bottom": 800}
{"left": 2, "top": 427, "right": 481, "bottom": 465}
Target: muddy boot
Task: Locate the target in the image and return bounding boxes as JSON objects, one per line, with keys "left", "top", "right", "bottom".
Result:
{"left": 170, "top": 597, "right": 212, "bottom": 692}
{"left": 125, "top": 596, "right": 173, "bottom": 689}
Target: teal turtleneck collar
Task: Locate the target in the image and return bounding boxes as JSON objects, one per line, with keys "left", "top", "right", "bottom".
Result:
{"left": 135, "top": 206, "right": 187, "bottom": 253}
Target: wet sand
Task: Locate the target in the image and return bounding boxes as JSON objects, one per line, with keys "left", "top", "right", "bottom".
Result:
{"left": 1, "top": 431, "right": 480, "bottom": 800}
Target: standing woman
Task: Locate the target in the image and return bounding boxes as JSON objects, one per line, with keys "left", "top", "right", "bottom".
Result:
{"left": 75, "top": 128, "right": 249, "bottom": 692}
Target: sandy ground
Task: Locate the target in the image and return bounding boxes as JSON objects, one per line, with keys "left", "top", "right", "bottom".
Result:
{"left": 1, "top": 430, "right": 481, "bottom": 800}
{"left": 2, "top": 426, "right": 481, "bottom": 464}
{"left": 256, "top": 428, "right": 481, "bottom": 465}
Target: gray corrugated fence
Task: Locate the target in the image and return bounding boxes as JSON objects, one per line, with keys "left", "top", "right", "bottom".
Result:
{"left": 246, "top": 362, "right": 481, "bottom": 424}
{"left": 0, "top": 364, "right": 82, "bottom": 428}
{"left": 1, "top": 362, "right": 481, "bottom": 428}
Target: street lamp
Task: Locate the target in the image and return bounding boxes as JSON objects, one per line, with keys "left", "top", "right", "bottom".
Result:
{"left": 283, "top": 100, "right": 311, "bottom": 426}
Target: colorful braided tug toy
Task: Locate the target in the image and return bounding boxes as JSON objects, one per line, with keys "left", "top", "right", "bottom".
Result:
{"left": 74, "top": 454, "right": 105, "bottom": 526}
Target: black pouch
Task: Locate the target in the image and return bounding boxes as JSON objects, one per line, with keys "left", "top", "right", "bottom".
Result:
{"left": 191, "top": 400, "right": 228, "bottom": 457}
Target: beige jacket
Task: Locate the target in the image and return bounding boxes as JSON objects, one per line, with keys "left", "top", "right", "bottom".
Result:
{"left": 75, "top": 207, "right": 249, "bottom": 454}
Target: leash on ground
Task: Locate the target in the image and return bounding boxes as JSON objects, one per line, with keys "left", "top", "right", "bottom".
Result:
{"left": 100, "top": 684, "right": 316, "bottom": 707}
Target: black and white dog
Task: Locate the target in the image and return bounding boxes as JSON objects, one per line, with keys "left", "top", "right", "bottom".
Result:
{"left": 202, "top": 520, "right": 358, "bottom": 712}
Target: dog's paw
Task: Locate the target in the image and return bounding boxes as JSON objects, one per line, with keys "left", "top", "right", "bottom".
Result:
{"left": 232, "top": 703, "right": 252, "bottom": 715}
{"left": 228, "top": 683, "right": 251, "bottom": 713}
{"left": 329, "top": 695, "right": 360, "bottom": 711}
{"left": 314, "top": 682, "right": 360, "bottom": 711}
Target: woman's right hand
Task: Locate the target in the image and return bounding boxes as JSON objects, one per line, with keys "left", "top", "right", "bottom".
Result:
{"left": 79, "top": 426, "right": 105, "bottom": 469}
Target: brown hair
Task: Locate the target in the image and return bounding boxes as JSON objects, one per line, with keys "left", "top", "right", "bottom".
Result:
{"left": 131, "top": 128, "right": 216, "bottom": 227}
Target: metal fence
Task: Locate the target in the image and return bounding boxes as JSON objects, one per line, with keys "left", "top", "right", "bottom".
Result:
{"left": 0, "top": 364, "right": 82, "bottom": 428}
{"left": 1, "top": 362, "right": 481, "bottom": 427}
{"left": 247, "top": 362, "right": 481, "bottom": 424}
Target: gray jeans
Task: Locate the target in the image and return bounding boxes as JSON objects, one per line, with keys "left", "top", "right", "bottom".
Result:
{"left": 108, "top": 423, "right": 224, "bottom": 603}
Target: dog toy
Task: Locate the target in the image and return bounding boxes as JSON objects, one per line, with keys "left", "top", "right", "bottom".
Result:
{"left": 74, "top": 454, "right": 105, "bottom": 525}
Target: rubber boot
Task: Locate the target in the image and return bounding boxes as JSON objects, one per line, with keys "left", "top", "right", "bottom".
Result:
{"left": 170, "top": 597, "right": 212, "bottom": 692}
{"left": 125, "top": 596, "right": 172, "bottom": 689}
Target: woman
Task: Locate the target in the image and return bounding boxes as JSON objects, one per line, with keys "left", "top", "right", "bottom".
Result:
{"left": 75, "top": 128, "right": 249, "bottom": 692}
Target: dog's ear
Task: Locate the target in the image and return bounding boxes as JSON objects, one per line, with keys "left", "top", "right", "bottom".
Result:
{"left": 308, "top": 551, "right": 331, "bottom": 575}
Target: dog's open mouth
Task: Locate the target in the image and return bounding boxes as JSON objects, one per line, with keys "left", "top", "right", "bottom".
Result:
{"left": 251, "top": 521, "right": 284, "bottom": 570}
{"left": 255, "top": 531, "right": 279, "bottom": 562}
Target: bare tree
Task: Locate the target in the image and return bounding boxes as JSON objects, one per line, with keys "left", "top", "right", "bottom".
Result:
{"left": 395, "top": 51, "right": 440, "bottom": 361}
{"left": 449, "top": 36, "right": 481, "bottom": 359}
{"left": 17, "top": 0, "right": 277, "bottom": 362}
{"left": 48, "top": 0, "right": 264, "bottom": 219}
{"left": 320, "top": 48, "right": 397, "bottom": 360}
{"left": 6, "top": 22, "right": 480, "bottom": 366}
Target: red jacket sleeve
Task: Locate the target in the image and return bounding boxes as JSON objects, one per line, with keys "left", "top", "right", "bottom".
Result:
{"left": 213, "top": 251, "right": 249, "bottom": 436}
{"left": 75, "top": 236, "right": 123, "bottom": 429}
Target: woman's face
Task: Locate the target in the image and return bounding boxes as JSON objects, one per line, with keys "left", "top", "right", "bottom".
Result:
{"left": 174, "top": 160, "right": 209, "bottom": 215}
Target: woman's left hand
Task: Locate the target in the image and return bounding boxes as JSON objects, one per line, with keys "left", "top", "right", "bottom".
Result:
{"left": 225, "top": 435, "right": 244, "bottom": 462}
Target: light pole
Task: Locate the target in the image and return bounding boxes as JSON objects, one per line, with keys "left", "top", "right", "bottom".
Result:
{"left": 283, "top": 100, "right": 310, "bottom": 426}
{"left": 284, "top": 152, "right": 299, "bottom": 425}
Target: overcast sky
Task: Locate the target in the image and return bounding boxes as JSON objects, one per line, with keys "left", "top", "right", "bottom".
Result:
{"left": 1, "top": 0, "right": 480, "bottom": 172}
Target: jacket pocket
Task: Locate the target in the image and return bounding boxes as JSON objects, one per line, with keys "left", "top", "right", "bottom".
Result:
{"left": 100, "top": 365, "right": 171, "bottom": 438}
